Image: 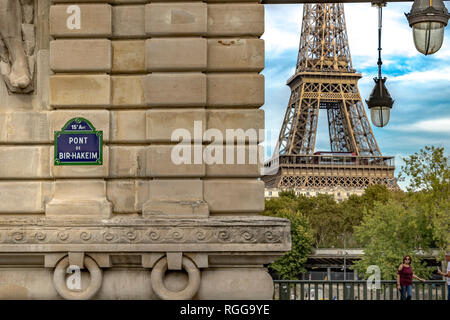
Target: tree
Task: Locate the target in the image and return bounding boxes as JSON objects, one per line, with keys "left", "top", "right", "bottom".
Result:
{"left": 263, "top": 146, "right": 448, "bottom": 279}
{"left": 352, "top": 200, "right": 434, "bottom": 280}
{"left": 262, "top": 208, "right": 314, "bottom": 280}
{"left": 339, "top": 185, "right": 393, "bottom": 238}
{"left": 299, "top": 194, "right": 344, "bottom": 248}
{"left": 399, "top": 145, "right": 449, "bottom": 194}
{"left": 278, "top": 190, "right": 297, "bottom": 199}
{"left": 352, "top": 145, "right": 449, "bottom": 280}
{"left": 399, "top": 146, "right": 449, "bottom": 257}
{"left": 264, "top": 192, "right": 298, "bottom": 217}
{"left": 264, "top": 189, "right": 390, "bottom": 249}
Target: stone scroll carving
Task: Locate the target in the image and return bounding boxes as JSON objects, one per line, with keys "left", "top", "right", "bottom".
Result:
{"left": 0, "top": 0, "right": 35, "bottom": 94}
{"left": 0, "top": 225, "right": 286, "bottom": 245}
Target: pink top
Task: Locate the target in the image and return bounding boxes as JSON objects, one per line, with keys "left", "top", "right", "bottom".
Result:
{"left": 398, "top": 265, "right": 413, "bottom": 286}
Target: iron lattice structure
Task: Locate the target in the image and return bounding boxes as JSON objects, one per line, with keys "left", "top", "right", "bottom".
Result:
{"left": 263, "top": 4, "right": 397, "bottom": 191}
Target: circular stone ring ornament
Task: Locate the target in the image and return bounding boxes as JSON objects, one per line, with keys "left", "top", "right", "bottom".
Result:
{"left": 151, "top": 256, "right": 201, "bottom": 300}
{"left": 53, "top": 256, "right": 103, "bottom": 300}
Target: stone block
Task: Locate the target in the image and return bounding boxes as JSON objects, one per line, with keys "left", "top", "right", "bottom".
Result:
{"left": 146, "top": 109, "right": 206, "bottom": 143}
{"left": 51, "top": 179, "right": 105, "bottom": 199}
{"left": 0, "top": 114, "right": 5, "bottom": 141}
{"left": 0, "top": 265, "right": 281, "bottom": 300}
{"left": 68, "top": 252, "right": 85, "bottom": 268}
{"left": 112, "top": 5, "right": 145, "bottom": 38}
{"left": 207, "top": 39, "right": 264, "bottom": 72}
{"left": 50, "top": 4, "right": 112, "bottom": 38}
{"left": 109, "top": 146, "right": 146, "bottom": 178}
{"left": 143, "top": 179, "right": 208, "bottom": 218}
{"left": 144, "top": 73, "right": 206, "bottom": 107}
{"left": 50, "top": 109, "right": 110, "bottom": 142}
{"left": 206, "top": 0, "right": 262, "bottom": 2}
{"left": 207, "top": 4, "right": 264, "bottom": 36}
{"left": 0, "top": 182, "right": 52, "bottom": 213}
{"left": 110, "top": 110, "right": 146, "bottom": 143}
{"left": 145, "top": 3, "right": 207, "bottom": 36}
{"left": 197, "top": 268, "right": 273, "bottom": 300}
{"left": 204, "top": 179, "right": 264, "bottom": 213}
{"left": 108, "top": 180, "right": 135, "bottom": 213}
{"left": 37, "top": 50, "right": 50, "bottom": 111}
{"left": 149, "top": 179, "right": 203, "bottom": 202}
{"left": 46, "top": 179, "right": 112, "bottom": 218}
{"left": 0, "top": 112, "right": 50, "bottom": 143}
{"left": 147, "top": 145, "right": 205, "bottom": 177}
{"left": 146, "top": 38, "right": 207, "bottom": 71}
{"left": 52, "top": 1, "right": 112, "bottom": 3}
{"left": 50, "top": 146, "right": 109, "bottom": 178}
{"left": 111, "top": 76, "right": 145, "bottom": 107}
{"left": 98, "top": 269, "right": 154, "bottom": 299}
{"left": 112, "top": 0, "right": 147, "bottom": 3}
{"left": 50, "top": 75, "right": 111, "bottom": 107}
{"left": 106, "top": 179, "right": 149, "bottom": 213}
{"left": 0, "top": 146, "right": 51, "bottom": 178}
{"left": 205, "top": 145, "right": 263, "bottom": 177}
{"left": 207, "top": 73, "right": 264, "bottom": 107}
{"left": 166, "top": 252, "right": 183, "bottom": 270}
{"left": 112, "top": 41, "right": 145, "bottom": 73}
{"left": 0, "top": 268, "right": 155, "bottom": 300}
{"left": 207, "top": 109, "right": 264, "bottom": 142}
{"left": 50, "top": 40, "right": 111, "bottom": 72}
{"left": 143, "top": 200, "right": 209, "bottom": 218}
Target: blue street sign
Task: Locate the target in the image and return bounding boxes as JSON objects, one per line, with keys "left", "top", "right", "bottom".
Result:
{"left": 54, "top": 118, "right": 103, "bottom": 166}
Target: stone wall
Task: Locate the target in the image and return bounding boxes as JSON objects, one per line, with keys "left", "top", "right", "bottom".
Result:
{"left": 0, "top": 0, "right": 290, "bottom": 299}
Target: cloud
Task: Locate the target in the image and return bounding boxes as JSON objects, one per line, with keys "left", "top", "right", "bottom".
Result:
{"left": 262, "top": 5, "right": 302, "bottom": 56}
{"left": 263, "top": 27, "right": 300, "bottom": 56}
{"left": 346, "top": 4, "right": 420, "bottom": 61}
{"left": 388, "top": 66, "right": 450, "bottom": 82}
{"left": 390, "top": 117, "right": 450, "bottom": 133}
{"left": 263, "top": 3, "right": 450, "bottom": 65}
{"left": 262, "top": 3, "right": 450, "bottom": 171}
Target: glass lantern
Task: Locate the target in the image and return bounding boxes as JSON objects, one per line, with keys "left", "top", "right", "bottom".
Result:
{"left": 366, "top": 78, "right": 394, "bottom": 128}
{"left": 412, "top": 21, "right": 445, "bottom": 55}
{"left": 370, "top": 106, "right": 391, "bottom": 128}
{"left": 406, "top": 0, "right": 450, "bottom": 55}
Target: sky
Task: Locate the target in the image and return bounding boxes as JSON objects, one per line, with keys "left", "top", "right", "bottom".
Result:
{"left": 261, "top": 3, "right": 450, "bottom": 188}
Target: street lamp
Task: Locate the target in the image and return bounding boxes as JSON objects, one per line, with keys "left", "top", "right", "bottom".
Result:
{"left": 366, "top": 78, "right": 394, "bottom": 128}
{"left": 406, "top": 0, "right": 450, "bottom": 55}
{"left": 366, "top": 4, "right": 395, "bottom": 128}
{"left": 338, "top": 233, "right": 347, "bottom": 281}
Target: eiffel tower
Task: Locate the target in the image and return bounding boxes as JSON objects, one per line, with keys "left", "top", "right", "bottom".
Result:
{"left": 263, "top": 4, "right": 397, "bottom": 193}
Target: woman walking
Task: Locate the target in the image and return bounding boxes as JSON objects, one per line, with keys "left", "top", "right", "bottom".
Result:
{"left": 397, "top": 255, "right": 426, "bottom": 300}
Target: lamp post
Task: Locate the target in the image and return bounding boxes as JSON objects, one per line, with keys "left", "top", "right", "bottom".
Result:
{"left": 366, "top": 4, "right": 395, "bottom": 128}
{"left": 338, "top": 233, "right": 347, "bottom": 281}
{"left": 343, "top": 235, "right": 347, "bottom": 281}
{"left": 406, "top": 0, "right": 450, "bottom": 55}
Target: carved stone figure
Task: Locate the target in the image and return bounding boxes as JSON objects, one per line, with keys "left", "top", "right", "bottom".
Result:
{"left": 0, "top": 0, "right": 35, "bottom": 93}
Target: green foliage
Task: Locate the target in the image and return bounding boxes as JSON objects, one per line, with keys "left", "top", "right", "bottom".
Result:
{"left": 299, "top": 194, "right": 345, "bottom": 248}
{"left": 352, "top": 200, "right": 434, "bottom": 280}
{"left": 264, "top": 185, "right": 397, "bottom": 249}
{"left": 264, "top": 192, "right": 298, "bottom": 217}
{"left": 265, "top": 193, "right": 344, "bottom": 247}
{"left": 399, "top": 146, "right": 450, "bottom": 257}
{"left": 352, "top": 146, "right": 448, "bottom": 279}
{"left": 263, "top": 145, "right": 448, "bottom": 280}
{"left": 278, "top": 190, "right": 297, "bottom": 199}
{"left": 261, "top": 208, "right": 314, "bottom": 280}
{"left": 399, "top": 146, "right": 449, "bottom": 194}
{"left": 340, "top": 184, "right": 393, "bottom": 236}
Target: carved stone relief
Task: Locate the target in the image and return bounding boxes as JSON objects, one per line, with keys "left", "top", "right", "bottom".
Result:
{"left": 0, "top": 226, "right": 287, "bottom": 245}
{"left": 0, "top": 0, "right": 35, "bottom": 94}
